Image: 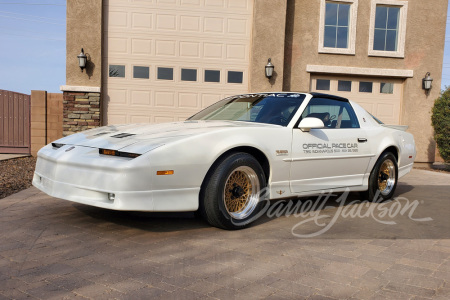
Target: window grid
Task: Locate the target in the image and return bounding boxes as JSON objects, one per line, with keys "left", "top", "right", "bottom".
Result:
{"left": 324, "top": 2, "right": 350, "bottom": 49}
{"left": 373, "top": 5, "right": 399, "bottom": 51}
{"left": 368, "top": 0, "right": 408, "bottom": 58}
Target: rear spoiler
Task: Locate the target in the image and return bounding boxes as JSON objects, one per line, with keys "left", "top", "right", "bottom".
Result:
{"left": 381, "top": 124, "right": 409, "bottom": 131}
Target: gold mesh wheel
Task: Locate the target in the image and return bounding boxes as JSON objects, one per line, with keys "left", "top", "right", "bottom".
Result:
{"left": 377, "top": 159, "right": 396, "bottom": 196}
{"left": 223, "top": 166, "right": 260, "bottom": 220}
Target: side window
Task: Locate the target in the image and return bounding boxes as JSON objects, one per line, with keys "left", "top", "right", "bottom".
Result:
{"left": 300, "top": 98, "right": 359, "bottom": 129}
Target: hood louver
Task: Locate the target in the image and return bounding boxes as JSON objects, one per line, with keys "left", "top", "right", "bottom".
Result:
{"left": 111, "top": 133, "right": 136, "bottom": 138}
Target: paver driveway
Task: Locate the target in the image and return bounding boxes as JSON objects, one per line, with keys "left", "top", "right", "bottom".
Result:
{"left": 0, "top": 169, "right": 449, "bottom": 299}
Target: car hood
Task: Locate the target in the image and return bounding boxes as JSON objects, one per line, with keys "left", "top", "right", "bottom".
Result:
{"left": 54, "top": 121, "right": 277, "bottom": 154}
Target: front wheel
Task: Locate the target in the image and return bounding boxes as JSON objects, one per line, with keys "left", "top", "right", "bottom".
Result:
{"left": 200, "top": 153, "right": 267, "bottom": 230}
{"left": 362, "top": 152, "right": 398, "bottom": 202}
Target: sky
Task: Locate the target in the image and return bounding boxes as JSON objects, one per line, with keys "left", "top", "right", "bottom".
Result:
{"left": 0, "top": 1, "right": 449, "bottom": 94}
{"left": 0, "top": 1, "right": 65, "bottom": 94}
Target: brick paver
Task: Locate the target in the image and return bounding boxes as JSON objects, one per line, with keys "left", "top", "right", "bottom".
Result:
{"left": 0, "top": 169, "right": 449, "bottom": 299}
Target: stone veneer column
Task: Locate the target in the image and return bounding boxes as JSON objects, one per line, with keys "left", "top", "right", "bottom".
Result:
{"left": 63, "top": 91, "right": 101, "bottom": 136}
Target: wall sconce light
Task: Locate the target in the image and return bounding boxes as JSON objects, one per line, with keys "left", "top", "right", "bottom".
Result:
{"left": 77, "top": 48, "right": 87, "bottom": 72}
{"left": 422, "top": 72, "right": 433, "bottom": 91}
{"left": 265, "top": 58, "right": 274, "bottom": 79}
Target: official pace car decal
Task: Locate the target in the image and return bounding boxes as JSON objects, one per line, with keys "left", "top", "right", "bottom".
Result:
{"left": 302, "top": 143, "right": 359, "bottom": 154}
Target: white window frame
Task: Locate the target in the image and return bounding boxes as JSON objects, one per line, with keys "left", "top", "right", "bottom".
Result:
{"left": 368, "top": 0, "right": 408, "bottom": 58}
{"left": 318, "top": 0, "right": 358, "bottom": 55}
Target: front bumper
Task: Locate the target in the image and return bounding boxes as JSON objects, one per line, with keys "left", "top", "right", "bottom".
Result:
{"left": 32, "top": 144, "right": 200, "bottom": 212}
{"left": 32, "top": 173, "right": 199, "bottom": 211}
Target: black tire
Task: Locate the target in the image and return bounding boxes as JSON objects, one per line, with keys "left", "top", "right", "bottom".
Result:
{"left": 361, "top": 152, "right": 398, "bottom": 202}
{"left": 199, "top": 152, "right": 267, "bottom": 230}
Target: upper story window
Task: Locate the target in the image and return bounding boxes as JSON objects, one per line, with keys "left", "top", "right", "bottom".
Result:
{"left": 318, "top": 0, "right": 358, "bottom": 55}
{"left": 373, "top": 6, "right": 400, "bottom": 51}
{"left": 368, "top": 0, "right": 408, "bottom": 58}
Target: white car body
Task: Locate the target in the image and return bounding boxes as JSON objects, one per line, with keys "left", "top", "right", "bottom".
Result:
{"left": 33, "top": 93, "right": 416, "bottom": 214}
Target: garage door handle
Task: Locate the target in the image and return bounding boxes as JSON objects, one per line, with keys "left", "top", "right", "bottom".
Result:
{"left": 358, "top": 138, "right": 368, "bottom": 143}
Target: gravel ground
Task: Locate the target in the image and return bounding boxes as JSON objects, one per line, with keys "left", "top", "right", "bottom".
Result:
{"left": 0, "top": 156, "right": 36, "bottom": 199}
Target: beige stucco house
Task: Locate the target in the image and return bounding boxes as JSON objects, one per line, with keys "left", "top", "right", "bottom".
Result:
{"left": 61, "top": 0, "right": 448, "bottom": 165}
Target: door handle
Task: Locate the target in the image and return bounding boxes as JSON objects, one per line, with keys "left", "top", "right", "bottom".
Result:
{"left": 358, "top": 138, "right": 368, "bottom": 143}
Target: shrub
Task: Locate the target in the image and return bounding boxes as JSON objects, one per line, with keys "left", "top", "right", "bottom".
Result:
{"left": 431, "top": 88, "right": 450, "bottom": 163}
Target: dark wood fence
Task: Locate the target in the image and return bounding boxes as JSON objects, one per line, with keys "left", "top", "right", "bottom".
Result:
{"left": 0, "top": 90, "right": 31, "bottom": 154}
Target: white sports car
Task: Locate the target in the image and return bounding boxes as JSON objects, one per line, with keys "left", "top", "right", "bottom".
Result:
{"left": 33, "top": 92, "right": 416, "bottom": 229}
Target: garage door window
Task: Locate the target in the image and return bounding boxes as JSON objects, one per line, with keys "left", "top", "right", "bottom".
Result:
{"left": 205, "top": 70, "right": 220, "bottom": 83}
{"left": 181, "top": 69, "right": 197, "bottom": 82}
{"left": 133, "top": 66, "right": 149, "bottom": 79}
{"left": 301, "top": 98, "right": 360, "bottom": 129}
{"left": 109, "top": 65, "right": 125, "bottom": 78}
{"left": 316, "top": 79, "right": 330, "bottom": 91}
{"left": 227, "top": 71, "right": 243, "bottom": 84}
{"left": 157, "top": 67, "right": 173, "bottom": 80}
{"left": 380, "top": 82, "right": 394, "bottom": 94}
{"left": 359, "top": 81, "right": 373, "bottom": 93}
{"left": 338, "top": 80, "right": 352, "bottom": 92}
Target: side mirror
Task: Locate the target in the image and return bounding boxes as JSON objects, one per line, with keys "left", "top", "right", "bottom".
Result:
{"left": 298, "top": 117, "right": 325, "bottom": 132}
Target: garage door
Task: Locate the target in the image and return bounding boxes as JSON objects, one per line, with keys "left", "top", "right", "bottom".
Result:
{"left": 310, "top": 75, "right": 404, "bottom": 125}
{"left": 103, "top": 0, "right": 253, "bottom": 125}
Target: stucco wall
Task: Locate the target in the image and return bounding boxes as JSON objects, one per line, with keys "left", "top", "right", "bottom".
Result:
{"left": 66, "top": 0, "right": 103, "bottom": 88}
{"left": 280, "top": 0, "right": 447, "bottom": 163}
{"left": 249, "top": 0, "right": 287, "bottom": 92}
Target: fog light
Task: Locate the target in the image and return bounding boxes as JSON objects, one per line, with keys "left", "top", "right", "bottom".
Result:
{"left": 108, "top": 193, "right": 115, "bottom": 202}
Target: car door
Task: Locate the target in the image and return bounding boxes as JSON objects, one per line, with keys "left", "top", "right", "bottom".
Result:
{"left": 290, "top": 97, "right": 374, "bottom": 193}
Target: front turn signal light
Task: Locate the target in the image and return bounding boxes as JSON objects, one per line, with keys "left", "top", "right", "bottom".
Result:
{"left": 99, "top": 148, "right": 141, "bottom": 159}
{"left": 157, "top": 170, "right": 174, "bottom": 176}
{"left": 102, "top": 149, "right": 116, "bottom": 156}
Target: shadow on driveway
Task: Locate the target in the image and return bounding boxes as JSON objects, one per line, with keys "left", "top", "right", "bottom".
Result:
{"left": 72, "top": 182, "right": 449, "bottom": 239}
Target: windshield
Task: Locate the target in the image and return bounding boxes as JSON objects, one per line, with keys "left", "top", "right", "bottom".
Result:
{"left": 188, "top": 93, "right": 306, "bottom": 126}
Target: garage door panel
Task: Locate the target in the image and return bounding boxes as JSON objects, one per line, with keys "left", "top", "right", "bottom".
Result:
{"left": 107, "top": 89, "right": 128, "bottom": 105}
{"left": 358, "top": 102, "right": 374, "bottom": 113}
{"left": 376, "top": 104, "right": 396, "bottom": 118}
{"left": 131, "top": 12, "right": 153, "bottom": 29}
{"left": 155, "top": 40, "right": 177, "bottom": 56}
{"left": 179, "top": 93, "right": 199, "bottom": 109}
{"left": 131, "top": 39, "right": 152, "bottom": 55}
{"left": 179, "top": 41, "right": 200, "bottom": 58}
{"left": 204, "top": 17, "right": 224, "bottom": 33}
{"left": 130, "top": 115, "right": 151, "bottom": 123}
{"left": 108, "top": 114, "right": 127, "bottom": 125}
{"left": 205, "top": 0, "right": 225, "bottom": 8}
{"left": 130, "top": 91, "right": 151, "bottom": 105}
{"left": 181, "top": 0, "right": 201, "bottom": 6}
{"left": 180, "top": 15, "right": 201, "bottom": 32}
{"left": 154, "top": 92, "right": 176, "bottom": 107}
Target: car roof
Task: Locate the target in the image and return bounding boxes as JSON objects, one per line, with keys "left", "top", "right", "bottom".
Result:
{"left": 309, "top": 92, "right": 349, "bottom": 102}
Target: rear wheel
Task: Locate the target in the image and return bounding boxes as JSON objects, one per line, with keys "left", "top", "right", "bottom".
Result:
{"left": 362, "top": 152, "right": 398, "bottom": 202}
{"left": 200, "top": 153, "right": 266, "bottom": 230}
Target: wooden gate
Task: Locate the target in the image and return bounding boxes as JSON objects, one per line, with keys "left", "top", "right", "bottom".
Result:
{"left": 0, "top": 90, "right": 31, "bottom": 154}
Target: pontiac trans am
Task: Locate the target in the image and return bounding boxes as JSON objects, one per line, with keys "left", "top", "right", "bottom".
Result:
{"left": 33, "top": 92, "right": 416, "bottom": 229}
